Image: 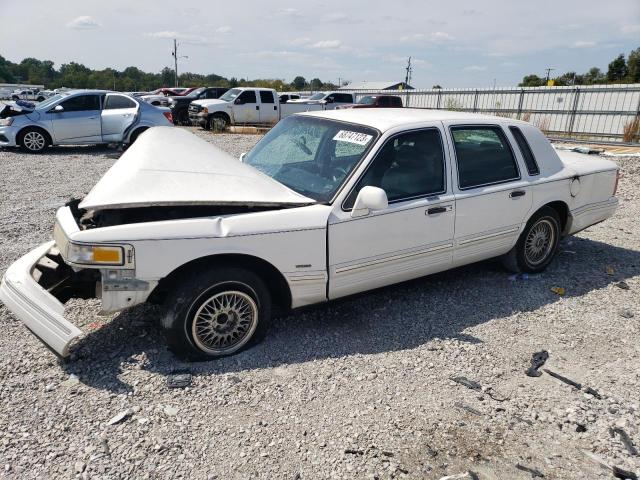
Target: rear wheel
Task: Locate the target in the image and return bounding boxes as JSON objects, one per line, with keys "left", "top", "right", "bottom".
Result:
{"left": 18, "top": 128, "right": 50, "bottom": 153}
{"left": 162, "top": 267, "right": 271, "bottom": 360}
{"left": 502, "top": 207, "right": 561, "bottom": 273}
{"left": 128, "top": 127, "right": 148, "bottom": 145}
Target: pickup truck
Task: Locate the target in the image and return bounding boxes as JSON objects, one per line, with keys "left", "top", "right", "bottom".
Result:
{"left": 189, "top": 87, "right": 347, "bottom": 129}
{"left": 0, "top": 109, "right": 619, "bottom": 359}
{"left": 168, "top": 87, "right": 229, "bottom": 125}
{"left": 11, "top": 90, "right": 48, "bottom": 102}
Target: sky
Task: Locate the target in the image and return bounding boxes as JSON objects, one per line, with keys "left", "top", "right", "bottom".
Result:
{"left": 0, "top": 0, "right": 638, "bottom": 88}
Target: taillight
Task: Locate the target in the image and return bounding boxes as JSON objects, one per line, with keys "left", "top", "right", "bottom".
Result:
{"left": 163, "top": 111, "right": 173, "bottom": 123}
{"left": 613, "top": 170, "right": 620, "bottom": 196}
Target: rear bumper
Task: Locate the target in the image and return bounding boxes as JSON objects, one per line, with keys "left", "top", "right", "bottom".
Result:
{"left": 0, "top": 242, "right": 82, "bottom": 357}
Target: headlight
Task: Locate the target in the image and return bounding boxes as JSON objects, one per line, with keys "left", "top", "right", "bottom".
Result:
{"left": 67, "top": 243, "right": 125, "bottom": 266}
{"left": 0, "top": 117, "right": 14, "bottom": 126}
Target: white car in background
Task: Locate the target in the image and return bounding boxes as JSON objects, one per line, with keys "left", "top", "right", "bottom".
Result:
{"left": 0, "top": 109, "right": 619, "bottom": 360}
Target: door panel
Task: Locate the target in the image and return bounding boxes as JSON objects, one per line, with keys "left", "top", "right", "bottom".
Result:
{"left": 258, "top": 90, "right": 278, "bottom": 124}
{"left": 328, "top": 126, "right": 454, "bottom": 299}
{"left": 51, "top": 94, "right": 102, "bottom": 143}
{"left": 232, "top": 90, "right": 259, "bottom": 123}
{"left": 101, "top": 94, "right": 139, "bottom": 142}
{"left": 329, "top": 198, "right": 455, "bottom": 298}
{"left": 445, "top": 123, "right": 533, "bottom": 266}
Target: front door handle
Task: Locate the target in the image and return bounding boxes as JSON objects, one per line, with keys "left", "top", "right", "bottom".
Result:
{"left": 510, "top": 190, "right": 526, "bottom": 198}
{"left": 256, "top": 105, "right": 260, "bottom": 110}
{"left": 274, "top": 105, "right": 277, "bottom": 110}
{"left": 427, "top": 206, "right": 448, "bottom": 215}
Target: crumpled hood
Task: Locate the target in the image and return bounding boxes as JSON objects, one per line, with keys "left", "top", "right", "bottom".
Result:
{"left": 79, "top": 127, "right": 315, "bottom": 210}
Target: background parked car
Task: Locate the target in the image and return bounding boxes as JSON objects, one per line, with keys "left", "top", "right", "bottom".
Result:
{"left": 0, "top": 89, "right": 173, "bottom": 153}
{"left": 168, "top": 87, "right": 229, "bottom": 125}
{"left": 336, "top": 95, "right": 403, "bottom": 109}
{"left": 286, "top": 91, "right": 355, "bottom": 108}
{"left": 140, "top": 87, "right": 197, "bottom": 107}
{"left": 278, "top": 93, "right": 301, "bottom": 103}
{"left": 11, "top": 89, "right": 48, "bottom": 102}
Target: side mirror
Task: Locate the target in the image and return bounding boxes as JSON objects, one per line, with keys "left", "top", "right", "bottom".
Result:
{"left": 325, "top": 97, "right": 334, "bottom": 103}
{"left": 53, "top": 105, "right": 64, "bottom": 113}
{"left": 239, "top": 152, "right": 246, "bottom": 162}
{"left": 351, "top": 186, "right": 388, "bottom": 218}
{"left": 234, "top": 98, "right": 244, "bottom": 105}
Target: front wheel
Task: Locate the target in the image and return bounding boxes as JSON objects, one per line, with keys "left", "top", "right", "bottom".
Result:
{"left": 502, "top": 207, "right": 561, "bottom": 273}
{"left": 162, "top": 267, "right": 271, "bottom": 360}
{"left": 18, "top": 128, "right": 50, "bottom": 153}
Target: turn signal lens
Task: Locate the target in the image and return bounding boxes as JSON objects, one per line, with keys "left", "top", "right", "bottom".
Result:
{"left": 67, "top": 244, "right": 124, "bottom": 266}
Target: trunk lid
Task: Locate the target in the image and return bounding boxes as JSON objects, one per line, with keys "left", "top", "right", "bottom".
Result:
{"left": 79, "top": 127, "right": 314, "bottom": 210}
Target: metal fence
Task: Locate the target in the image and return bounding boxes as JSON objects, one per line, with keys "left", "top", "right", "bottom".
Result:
{"left": 337, "top": 84, "right": 640, "bottom": 143}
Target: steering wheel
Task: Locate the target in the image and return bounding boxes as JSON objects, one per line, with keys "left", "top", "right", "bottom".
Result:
{"left": 330, "top": 166, "right": 349, "bottom": 181}
{"left": 293, "top": 137, "right": 312, "bottom": 156}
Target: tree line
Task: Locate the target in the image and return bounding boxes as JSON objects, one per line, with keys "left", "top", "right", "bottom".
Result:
{"left": 0, "top": 55, "right": 337, "bottom": 92}
{"left": 519, "top": 47, "right": 640, "bottom": 87}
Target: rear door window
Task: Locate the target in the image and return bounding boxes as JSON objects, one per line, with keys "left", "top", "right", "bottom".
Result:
{"left": 259, "top": 90, "right": 275, "bottom": 103}
{"left": 451, "top": 126, "right": 520, "bottom": 189}
{"left": 104, "top": 95, "right": 137, "bottom": 110}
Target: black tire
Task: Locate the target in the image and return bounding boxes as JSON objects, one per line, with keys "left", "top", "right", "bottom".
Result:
{"left": 176, "top": 109, "right": 190, "bottom": 126}
{"left": 211, "top": 113, "right": 229, "bottom": 132}
{"left": 162, "top": 267, "right": 271, "bottom": 360}
{"left": 18, "top": 128, "right": 50, "bottom": 153}
{"left": 128, "top": 128, "right": 148, "bottom": 145}
{"left": 37, "top": 96, "right": 45, "bottom": 102}
{"left": 502, "top": 206, "right": 561, "bottom": 273}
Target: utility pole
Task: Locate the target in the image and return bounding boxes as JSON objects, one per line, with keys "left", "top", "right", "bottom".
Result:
{"left": 544, "top": 67, "right": 555, "bottom": 84}
{"left": 171, "top": 39, "right": 189, "bottom": 87}
{"left": 404, "top": 56, "right": 412, "bottom": 86}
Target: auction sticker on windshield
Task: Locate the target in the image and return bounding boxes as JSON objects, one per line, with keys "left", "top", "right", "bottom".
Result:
{"left": 333, "top": 130, "right": 373, "bottom": 146}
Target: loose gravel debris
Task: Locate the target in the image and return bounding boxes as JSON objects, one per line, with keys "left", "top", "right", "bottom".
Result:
{"left": 1, "top": 128, "right": 639, "bottom": 479}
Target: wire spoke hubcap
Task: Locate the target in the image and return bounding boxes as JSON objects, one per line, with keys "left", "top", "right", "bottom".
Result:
{"left": 23, "top": 131, "right": 45, "bottom": 150}
{"left": 525, "top": 219, "right": 555, "bottom": 266}
{"left": 191, "top": 290, "right": 258, "bottom": 354}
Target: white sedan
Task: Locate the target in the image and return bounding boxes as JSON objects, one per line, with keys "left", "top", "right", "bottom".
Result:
{"left": 0, "top": 109, "right": 619, "bottom": 359}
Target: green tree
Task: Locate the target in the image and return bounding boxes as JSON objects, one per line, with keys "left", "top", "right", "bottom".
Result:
{"left": 292, "top": 76, "right": 306, "bottom": 90}
{"left": 0, "top": 55, "right": 15, "bottom": 82}
{"left": 309, "top": 78, "right": 323, "bottom": 90}
{"left": 519, "top": 74, "right": 545, "bottom": 87}
{"left": 626, "top": 48, "right": 640, "bottom": 83}
{"left": 584, "top": 67, "right": 605, "bottom": 84}
{"left": 607, "top": 54, "right": 628, "bottom": 82}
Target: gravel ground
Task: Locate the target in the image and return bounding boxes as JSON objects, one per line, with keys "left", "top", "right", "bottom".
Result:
{"left": 0, "top": 127, "right": 638, "bottom": 480}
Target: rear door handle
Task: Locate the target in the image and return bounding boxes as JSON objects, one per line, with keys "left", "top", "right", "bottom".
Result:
{"left": 510, "top": 190, "right": 526, "bottom": 198}
{"left": 427, "top": 206, "right": 448, "bottom": 215}
{"left": 256, "top": 105, "right": 260, "bottom": 110}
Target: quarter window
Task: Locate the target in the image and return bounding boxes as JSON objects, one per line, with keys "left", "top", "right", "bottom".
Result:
{"left": 509, "top": 126, "right": 540, "bottom": 175}
{"left": 58, "top": 95, "right": 100, "bottom": 112}
{"left": 104, "top": 95, "right": 136, "bottom": 110}
{"left": 345, "top": 129, "right": 446, "bottom": 208}
{"left": 451, "top": 126, "right": 519, "bottom": 189}
{"left": 259, "top": 91, "right": 275, "bottom": 103}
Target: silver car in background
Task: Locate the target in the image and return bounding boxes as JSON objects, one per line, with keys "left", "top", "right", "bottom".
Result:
{"left": 0, "top": 90, "right": 174, "bottom": 153}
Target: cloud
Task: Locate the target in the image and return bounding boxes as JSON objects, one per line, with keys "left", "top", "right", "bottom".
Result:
{"left": 400, "top": 31, "right": 454, "bottom": 43}
{"left": 464, "top": 65, "right": 487, "bottom": 71}
{"left": 290, "top": 37, "right": 312, "bottom": 46}
{"left": 275, "top": 8, "right": 301, "bottom": 17}
{"left": 311, "top": 40, "right": 342, "bottom": 49}
{"left": 572, "top": 40, "right": 596, "bottom": 48}
{"left": 621, "top": 24, "right": 640, "bottom": 35}
{"left": 145, "top": 31, "right": 214, "bottom": 46}
{"left": 216, "top": 26, "right": 232, "bottom": 34}
{"left": 66, "top": 16, "right": 100, "bottom": 29}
